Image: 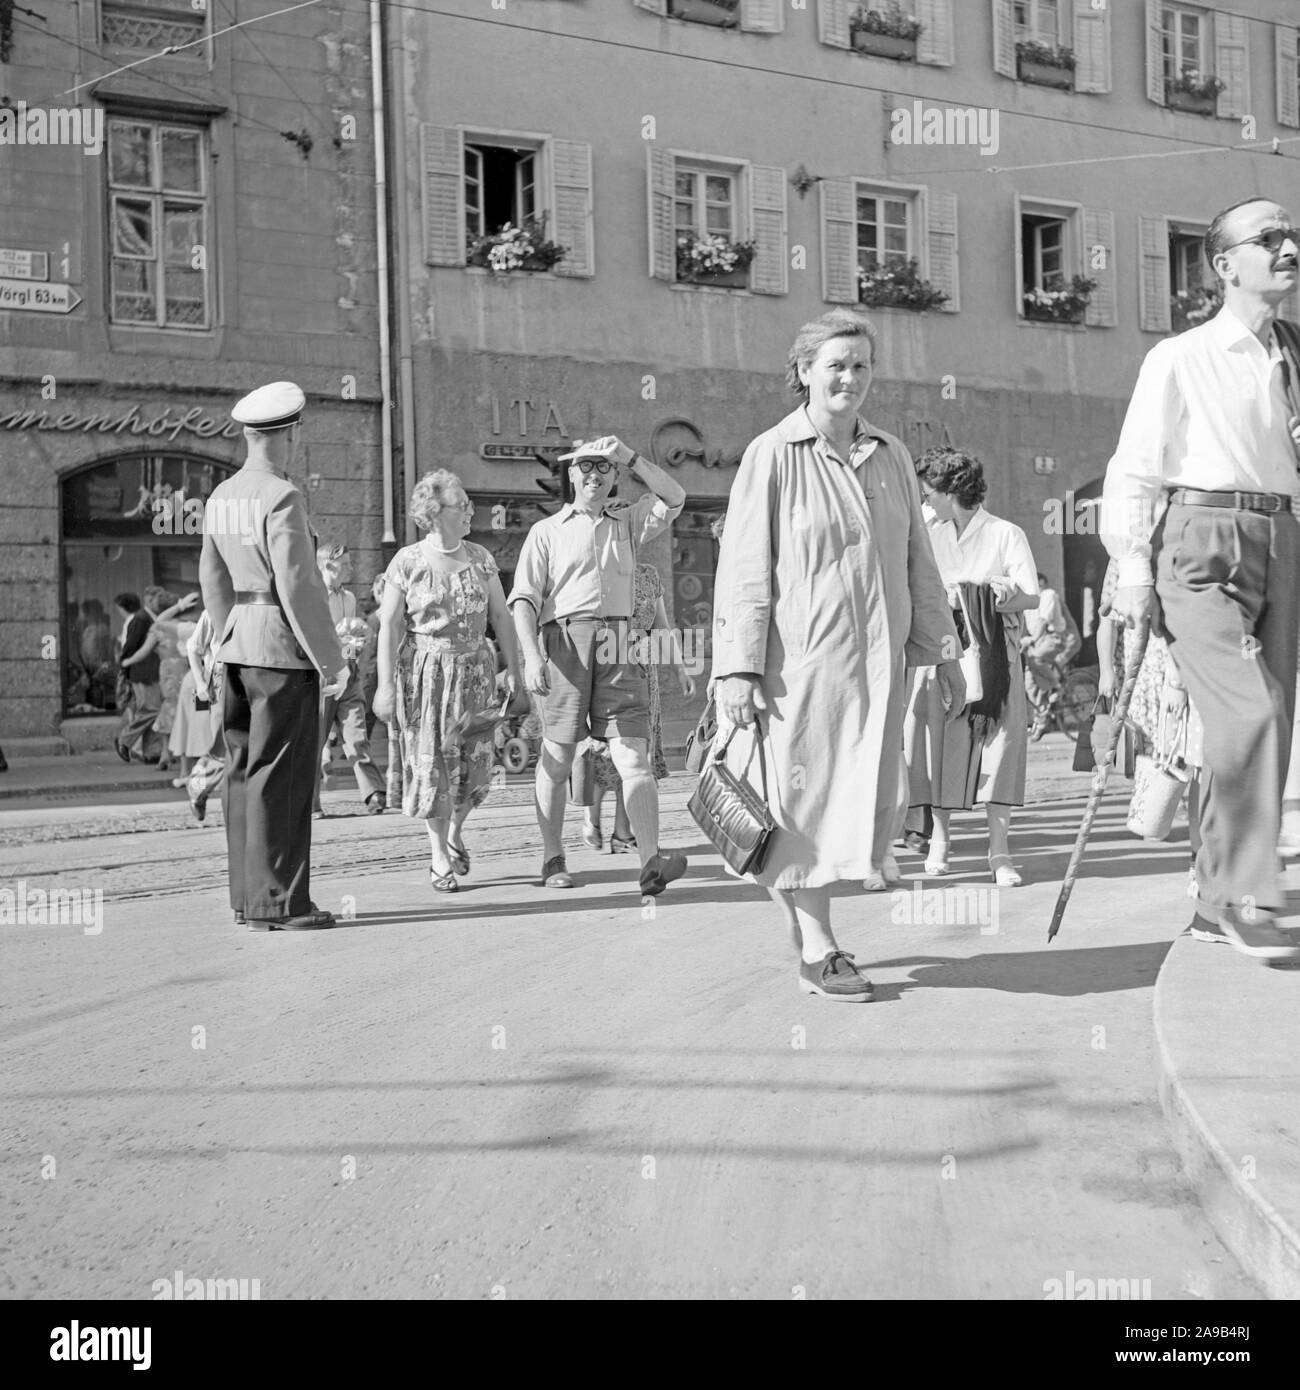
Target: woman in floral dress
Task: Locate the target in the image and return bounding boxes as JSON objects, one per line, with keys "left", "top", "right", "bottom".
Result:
{"left": 373, "top": 470, "right": 522, "bottom": 892}
{"left": 580, "top": 563, "right": 696, "bottom": 851}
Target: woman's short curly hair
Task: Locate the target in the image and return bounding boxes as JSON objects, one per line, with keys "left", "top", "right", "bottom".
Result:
{"left": 916, "top": 447, "right": 987, "bottom": 509}
{"left": 408, "top": 468, "right": 465, "bottom": 531}
{"left": 785, "top": 309, "right": 877, "bottom": 397}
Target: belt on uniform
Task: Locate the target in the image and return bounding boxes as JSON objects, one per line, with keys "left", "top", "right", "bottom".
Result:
{"left": 233, "top": 589, "right": 278, "bottom": 604}
{"left": 1167, "top": 487, "right": 1300, "bottom": 515}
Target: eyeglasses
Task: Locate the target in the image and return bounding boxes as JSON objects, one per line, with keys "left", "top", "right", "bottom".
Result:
{"left": 574, "top": 458, "right": 616, "bottom": 475}
{"left": 1225, "top": 227, "right": 1298, "bottom": 254}
{"left": 444, "top": 499, "right": 474, "bottom": 513}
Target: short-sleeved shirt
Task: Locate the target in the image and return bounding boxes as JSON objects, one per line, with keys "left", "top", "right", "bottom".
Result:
{"left": 926, "top": 507, "right": 1039, "bottom": 599}
{"left": 507, "top": 493, "right": 682, "bottom": 625}
{"left": 384, "top": 540, "right": 499, "bottom": 643}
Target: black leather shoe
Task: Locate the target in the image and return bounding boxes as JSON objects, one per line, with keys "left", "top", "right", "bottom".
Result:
{"left": 247, "top": 907, "right": 336, "bottom": 932}
{"left": 366, "top": 792, "right": 386, "bottom": 815}
{"left": 901, "top": 830, "right": 929, "bottom": 855}
{"left": 113, "top": 740, "right": 131, "bottom": 764}
{"left": 542, "top": 854, "right": 574, "bottom": 888}
{"left": 234, "top": 909, "right": 245, "bottom": 925}
{"left": 639, "top": 850, "right": 687, "bottom": 897}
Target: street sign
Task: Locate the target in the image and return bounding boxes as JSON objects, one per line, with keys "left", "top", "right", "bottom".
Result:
{"left": 0, "top": 279, "right": 82, "bottom": 313}
{"left": 0, "top": 249, "right": 49, "bottom": 281}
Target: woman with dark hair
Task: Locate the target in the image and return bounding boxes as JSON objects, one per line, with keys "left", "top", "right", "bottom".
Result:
{"left": 711, "top": 309, "right": 962, "bottom": 1002}
{"left": 904, "top": 448, "right": 1039, "bottom": 886}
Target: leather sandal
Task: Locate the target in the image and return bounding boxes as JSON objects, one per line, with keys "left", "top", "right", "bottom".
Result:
{"left": 430, "top": 866, "right": 459, "bottom": 893}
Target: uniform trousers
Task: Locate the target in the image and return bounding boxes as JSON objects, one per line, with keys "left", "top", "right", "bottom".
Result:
{"left": 1155, "top": 501, "right": 1300, "bottom": 914}
{"left": 221, "top": 663, "right": 320, "bottom": 919}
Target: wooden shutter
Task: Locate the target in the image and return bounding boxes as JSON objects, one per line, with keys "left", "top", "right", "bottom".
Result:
{"left": 420, "top": 124, "right": 464, "bottom": 267}
{"left": 634, "top": 0, "right": 668, "bottom": 14}
{"left": 549, "top": 139, "right": 593, "bottom": 278}
{"left": 925, "top": 189, "right": 959, "bottom": 313}
{"left": 1145, "top": 0, "right": 1165, "bottom": 104}
{"left": 748, "top": 164, "right": 788, "bottom": 296}
{"left": 820, "top": 178, "right": 857, "bottom": 304}
{"left": 1138, "top": 216, "right": 1171, "bottom": 334}
{"left": 992, "top": 0, "right": 1016, "bottom": 78}
{"left": 646, "top": 145, "right": 675, "bottom": 282}
{"left": 1215, "top": 12, "right": 1251, "bottom": 120}
{"left": 1276, "top": 24, "right": 1300, "bottom": 128}
{"left": 1083, "top": 208, "right": 1116, "bottom": 328}
{"left": 1073, "top": 0, "right": 1112, "bottom": 94}
{"left": 1013, "top": 192, "right": 1025, "bottom": 317}
{"left": 916, "top": 0, "right": 954, "bottom": 67}
{"left": 740, "top": 0, "right": 784, "bottom": 32}
{"left": 817, "top": 0, "right": 851, "bottom": 49}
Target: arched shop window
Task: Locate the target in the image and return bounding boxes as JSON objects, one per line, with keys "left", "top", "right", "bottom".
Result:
{"left": 61, "top": 453, "right": 235, "bottom": 717}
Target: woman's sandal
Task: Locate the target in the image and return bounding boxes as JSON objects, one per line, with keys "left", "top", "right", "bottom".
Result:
{"left": 448, "top": 843, "right": 470, "bottom": 876}
{"left": 610, "top": 834, "right": 637, "bottom": 855}
{"left": 923, "top": 854, "right": 952, "bottom": 877}
{"left": 430, "top": 866, "right": 459, "bottom": 893}
{"left": 989, "top": 855, "right": 1022, "bottom": 888}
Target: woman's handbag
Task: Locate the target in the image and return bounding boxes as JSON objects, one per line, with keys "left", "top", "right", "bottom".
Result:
{"left": 1086, "top": 696, "right": 1137, "bottom": 777}
{"left": 683, "top": 696, "right": 718, "bottom": 774}
{"left": 1127, "top": 705, "right": 1189, "bottom": 841}
{"left": 687, "top": 722, "right": 776, "bottom": 876}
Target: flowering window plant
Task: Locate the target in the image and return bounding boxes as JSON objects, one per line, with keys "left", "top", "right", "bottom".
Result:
{"left": 1023, "top": 273, "right": 1096, "bottom": 323}
{"left": 466, "top": 215, "right": 567, "bottom": 273}
{"left": 850, "top": 2, "right": 923, "bottom": 40}
{"left": 675, "top": 231, "right": 757, "bottom": 283}
{"left": 1171, "top": 284, "right": 1222, "bottom": 333}
{"left": 856, "top": 257, "right": 948, "bottom": 311}
{"left": 1167, "top": 69, "right": 1225, "bottom": 99}
{"left": 1015, "top": 40, "right": 1077, "bottom": 70}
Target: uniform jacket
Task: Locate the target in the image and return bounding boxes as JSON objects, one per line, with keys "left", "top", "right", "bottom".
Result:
{"left": 199, "top": 459, "right": 343, "bottom": 674}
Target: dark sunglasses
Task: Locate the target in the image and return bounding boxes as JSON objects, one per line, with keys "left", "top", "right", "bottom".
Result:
{"left": 574, "top": 458, "right": 616, "bottom": 475}
{"left": 1226, "top": 227, "right": 1298, "bottom": 254}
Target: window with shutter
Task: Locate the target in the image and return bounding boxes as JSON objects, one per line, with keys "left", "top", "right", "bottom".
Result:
{"left": 549, "top": 140, "right": 594, "bottom": 278}
{"left": 819, "top": 179, "right": 858, "bottom": 304}
{"left": 991, "top": 0, "right": 1016, "bottom": 79}
{"left": 1073, "top": 0, "right": 1112, "bottom": 94}
{"left": 748, "top": 165, "right": 788, "bottom": 296}
{"left": 420, "top": 124, "right": 464, "bottom": 267}
{"left": 669, "top": 157, "right": 754, "bottom": 289}
{"left": 1213, "top": 12, "right": 1251, "bottom": 120}
{"left": 1165, "top": 218, "right": 1218, "bottom": 334}
{"left": 817, "top": 0, "right": 852, "bottom": 50}
{"left": 926, "top": 190, "right": 959, "bottom": 313}
{"left": 1017, "top": 197, "right": 1099, "bottom": 328}
{"left": 739, "top": 0, "right": 784, "bottom": 32}
{"left": 916, "top": 0, "right": 954, "bottom": 67}
{"left": 1138, "top": 215, "right": 1173, "bottom": 334}
{"left": 1276, "top": 25, "right": 1300, "bottom": 129}
{"left": 666, "top": 0, "right": 741, "bottom": 28}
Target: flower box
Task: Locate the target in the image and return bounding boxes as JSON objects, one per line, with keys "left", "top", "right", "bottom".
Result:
{"left": 1017, "top": 56, "right": 1073, "bottom": 90}
{"left": 1024, "top": 301, "right": 1085, "bottom": 325}
{"left": 680, "top": 265, "right": 749, "bottom": 288}
{"left": 671, "top": 0, "right": 739, "bottom": 27}
{"left": 851, "top": 31, "right": 917, "bottom": 60}
{"left": 1167, "top": 86, "right": 1216, "bottom": 116}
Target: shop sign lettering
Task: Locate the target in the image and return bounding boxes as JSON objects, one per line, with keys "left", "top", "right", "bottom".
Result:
{"left": 0, "top": 404, "right": 241, "bottom": 441}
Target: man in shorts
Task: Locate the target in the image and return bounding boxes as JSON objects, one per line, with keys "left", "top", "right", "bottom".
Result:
{"left": 510, "top": 434, "right": 687, "bottom": 896}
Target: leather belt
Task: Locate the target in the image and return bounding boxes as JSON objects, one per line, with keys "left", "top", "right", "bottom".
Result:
{"left": 547, "top": 615, "right": 631, "bottom": 627}
{"left": 1168, "top": 487, "right": 1300, "bottom": 515}
{"left": 233, "top": 589, "right": 278, "bottom": 605}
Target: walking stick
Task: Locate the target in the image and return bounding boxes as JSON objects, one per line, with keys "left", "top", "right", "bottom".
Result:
{"left": 1047, "top": 622, "right": 1149, "bottom": 942}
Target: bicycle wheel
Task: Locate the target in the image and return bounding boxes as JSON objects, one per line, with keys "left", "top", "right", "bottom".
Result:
{"left": 1058, "top": 669, "right": 1098, "bottom": 741}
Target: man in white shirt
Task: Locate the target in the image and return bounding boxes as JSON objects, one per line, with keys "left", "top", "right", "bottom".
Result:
{"left": 1102, "top": 197, "right": 1300, "bottom": 962}
{"left": 510, "top": 435, "right": 687, "bottom": 897}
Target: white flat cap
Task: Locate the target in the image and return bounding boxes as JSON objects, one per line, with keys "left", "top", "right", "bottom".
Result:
{"left": 231, "top": 381, "right": 305, "bottom": 430}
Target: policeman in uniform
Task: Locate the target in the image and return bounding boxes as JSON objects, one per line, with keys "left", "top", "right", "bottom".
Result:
{"left": 200, "top": 382, "right": 348, "bottom": 931}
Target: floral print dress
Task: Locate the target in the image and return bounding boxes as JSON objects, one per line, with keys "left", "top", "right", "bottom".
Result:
{"left": 384, "top": 540, "right": 500, "bottom": 820}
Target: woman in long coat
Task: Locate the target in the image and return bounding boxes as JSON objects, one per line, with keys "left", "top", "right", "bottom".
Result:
{"left": 711, "top": 310, "right": 963, "bottom": 1003}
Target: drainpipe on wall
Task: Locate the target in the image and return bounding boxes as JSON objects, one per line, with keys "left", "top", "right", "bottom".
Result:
{"left": 370, "top": 0, "right": 396, "bottom": 544}
{"left": 382, "top": 0, "right": 419, "bottom": 542}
